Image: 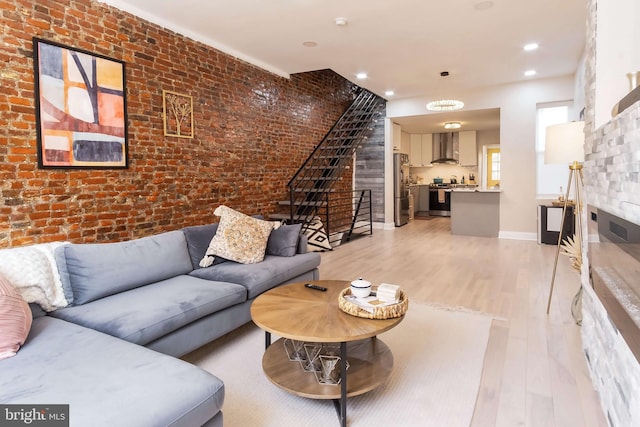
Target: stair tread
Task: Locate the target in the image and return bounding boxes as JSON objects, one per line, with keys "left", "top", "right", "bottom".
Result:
{"left": 277, "top": 200, "right": 328, "bottom": 206}
{"left": 269, "top": 213, "right": 314, "bottom": 221}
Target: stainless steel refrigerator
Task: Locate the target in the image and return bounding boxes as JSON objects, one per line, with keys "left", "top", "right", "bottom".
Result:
{"left": 394, "top": 153, "right": 410, "bottom": 226}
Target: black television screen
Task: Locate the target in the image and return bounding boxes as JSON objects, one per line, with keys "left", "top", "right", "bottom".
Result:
{"left": 588, "top": 208, "right": 640, "bottom": 361}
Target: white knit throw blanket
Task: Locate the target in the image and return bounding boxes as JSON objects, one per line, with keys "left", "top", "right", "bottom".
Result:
{"left": 0, "top": 242, "right": 69, "bottom": 311}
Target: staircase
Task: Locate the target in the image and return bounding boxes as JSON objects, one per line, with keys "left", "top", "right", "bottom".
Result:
{"left": 271, "top": 89, "right": 385, "bottom": 246}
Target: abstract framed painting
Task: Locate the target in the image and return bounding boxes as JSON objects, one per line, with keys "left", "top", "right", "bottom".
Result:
{"left": 33, "top": 38, "right": 128, "bottom": 169}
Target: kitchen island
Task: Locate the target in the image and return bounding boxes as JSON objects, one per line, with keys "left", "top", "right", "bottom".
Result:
{"left": 450, "top": 189, "right": 500, "bottom": 237}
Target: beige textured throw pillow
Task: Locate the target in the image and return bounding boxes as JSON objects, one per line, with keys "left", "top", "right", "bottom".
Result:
{"left": 199, "top": 206, "right": 280, "bottom": 266}
{"left": 0, "top": 273, "right": 32, "bottom": 360}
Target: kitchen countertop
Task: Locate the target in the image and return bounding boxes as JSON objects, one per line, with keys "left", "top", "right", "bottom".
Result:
{"left": 409, "top": 184, "right": 502, "bottom": 192}
{"left": 409, "top": 183, "right": 482, "bottom": 188}
{"left": 451, "top": 188, "right": 501, "bottom": 193}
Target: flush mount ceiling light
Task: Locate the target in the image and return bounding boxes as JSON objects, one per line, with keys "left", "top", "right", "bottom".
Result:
{"left": 444, "top": 122, "right": 461, "bottom": 129}
{"left": 426, "top": 99, "right": 464, "bottom": 112}
{"left": 356, "top": 72, "right": 368, "bottom": 79}
{"left": 524, "top": 69, "right": 537, "bottom": 77}
{"left": 302, "top": 41, "right": 317, "bottom": 48}
{"left": 385, "top": 90, "right": 395, "bottom": 96}
{"left": 523, "top": 43, "right": 539, "bottom": 51}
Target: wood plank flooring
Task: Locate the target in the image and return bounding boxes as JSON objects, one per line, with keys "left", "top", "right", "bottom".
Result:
{"left": 318, "top": 217, "right": 607, "bottom": 427}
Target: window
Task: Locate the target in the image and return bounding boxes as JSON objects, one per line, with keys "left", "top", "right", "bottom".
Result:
{"left": 536, "top": 103, "right": 571, "bottom": 198}
{"left": 486, "top": 148, "right": 500, "bottom": 188}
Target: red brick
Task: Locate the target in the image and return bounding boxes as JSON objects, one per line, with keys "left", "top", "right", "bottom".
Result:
{"left": 0, "top": 0, "right": 356, "bottom": 248}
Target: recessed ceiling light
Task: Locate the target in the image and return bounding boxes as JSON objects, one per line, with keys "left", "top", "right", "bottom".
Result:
{"left": 356, "top": 73, "right": 367, "bottom": 79}
{"left": 335, "top": 17, "right": 347, "bottom": 26}
{"left": 524, "top": 43, "right": 539, "bottom": 51}
{"left": 444, "top": 122, "right": 461, "bottom": 129}
{"left": 474, "top": 1, "right": 494, "bottom": 11}
{"left": 302, "top": 41, "right": 317, "bottom": 48}
{"left": 524, "top": 70, "right": 536, "bottom": 77}
{"left": 385, "top": 90, "right": 395, "bottom": 96}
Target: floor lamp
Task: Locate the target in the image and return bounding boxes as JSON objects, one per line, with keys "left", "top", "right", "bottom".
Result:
{"left": 544, "top": 121, "right": 585, "bottom": 314}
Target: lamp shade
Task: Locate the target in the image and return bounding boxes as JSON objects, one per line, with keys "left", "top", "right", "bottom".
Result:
{"left": 544, "top": 121, "right": 585, "bottom": 164}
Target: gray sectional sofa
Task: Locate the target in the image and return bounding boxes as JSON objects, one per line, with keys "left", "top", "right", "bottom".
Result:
{"left": 0, "top": 222, "right": 321, "bottom": 426}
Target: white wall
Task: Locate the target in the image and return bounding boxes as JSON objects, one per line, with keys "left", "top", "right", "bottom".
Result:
{"left": 386, "top": 76, "right": 575, "bottom": 237}
{"left": 574, "top": 52, "right": 587, "bottom": 119}
{"left": 595, "top": 0, "right": 640, "bottom": 128}
{"left": 477, "top": 129, "right": 500, "bottom": 149}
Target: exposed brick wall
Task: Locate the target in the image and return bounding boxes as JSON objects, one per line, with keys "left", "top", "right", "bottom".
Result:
{"left": 0, "top": 0, "right": 359, "bottom": 247}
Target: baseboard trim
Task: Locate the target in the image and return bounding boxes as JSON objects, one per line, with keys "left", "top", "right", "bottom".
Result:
{"left": 499, "top": 231, "right": 538, "bottom": 241}
{"left": 374, "top": 221, "right": 396, "bottom": 230}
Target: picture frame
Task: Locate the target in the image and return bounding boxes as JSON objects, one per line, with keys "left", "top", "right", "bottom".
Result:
{"left": 162, "top": 90, "right": 194, "bottom": 139}
{"left": 33, "top": 37, "right": 128, "bottom": 169}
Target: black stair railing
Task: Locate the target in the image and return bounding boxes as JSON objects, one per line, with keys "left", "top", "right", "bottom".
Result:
{"left": 284, "top": 89, "right": 384, "bottom": 231}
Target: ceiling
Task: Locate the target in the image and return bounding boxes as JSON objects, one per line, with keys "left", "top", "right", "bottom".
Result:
{"left": 392, "top": 108, "right": 501, "bottom": 134}
{"left": 100, "top": 0, "right": 586, "bottom": 133}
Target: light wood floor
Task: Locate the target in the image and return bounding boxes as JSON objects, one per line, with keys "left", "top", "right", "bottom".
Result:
{"left": 318, "top": 217, "right": 607, "bottom": 427}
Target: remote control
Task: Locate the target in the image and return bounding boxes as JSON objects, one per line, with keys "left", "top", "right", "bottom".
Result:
{"left": 304, "top": 283, "right": 327, "bottom": 292}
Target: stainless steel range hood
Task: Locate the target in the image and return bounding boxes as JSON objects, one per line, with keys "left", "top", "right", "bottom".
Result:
{"left": 432, "top": 132, "right": 459, "bottom": 164}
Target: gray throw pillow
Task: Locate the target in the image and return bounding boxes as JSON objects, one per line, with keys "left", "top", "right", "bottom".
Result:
{"left": 266, "top": 223, "right": 302, "bottom": 257}
{"left": 181, "top": 223, "right": 227, "bottom": 269}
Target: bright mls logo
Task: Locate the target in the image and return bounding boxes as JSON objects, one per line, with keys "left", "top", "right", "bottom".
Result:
{"left": 0, "top": 405, "right": 69, "bottom": 426}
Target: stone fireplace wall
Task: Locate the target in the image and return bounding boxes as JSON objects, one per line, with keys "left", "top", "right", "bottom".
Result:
{"left": 582, "top": 0, "right": 640, "bottom": 425}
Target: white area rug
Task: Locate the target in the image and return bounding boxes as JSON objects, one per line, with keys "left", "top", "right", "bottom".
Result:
{"left": 185, "top": 303, "right": 492, "bottom": 427}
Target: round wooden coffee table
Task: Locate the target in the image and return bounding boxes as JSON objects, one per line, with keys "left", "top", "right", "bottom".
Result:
{"left": 250, "top": 280, "right": 405, "bottom": 427}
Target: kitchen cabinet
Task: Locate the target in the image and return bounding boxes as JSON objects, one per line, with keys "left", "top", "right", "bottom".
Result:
{"left": 408, "top": 193, "right": 414, "bottom": 220}
{"left": 400, "top": 129, "right": 410, "bottom": 154}
{"left": 411, "top": 187, "right": 420, "bottom": 214}
{"left": 409, "top": 134, "right": 432, "bottom": 166}
{"left": 459, "top": 131, "right": 477, "bottom": 166}
{"left": 409, "top": 134, "right": 422, "bottom": 166}
{"left": 420, "top": 134, "right": 432, "bottom": 165}
{"left": 419, "top": 186, "right": 430, "bottom": 212}
{"left": 392, "top": 123, "right": 402, "bottom": 152}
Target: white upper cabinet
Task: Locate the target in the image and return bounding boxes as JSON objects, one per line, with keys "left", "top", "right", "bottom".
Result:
{"left": 420, "top": 134, "right": 432, "bottom": 165}
{"left": 409, "top": 134, "right": 422, "bottom": 166}
{"left": 400, "top": 131, "right": 411, "bottom": 156}
{"left": 459, "top": 131, "right": 477, "bottom": 166}
{"left": 409, "top": 133, "right": 433, "bottom": 166}
{"left": 392, "top": 123, "right": 402, "bottom": 152}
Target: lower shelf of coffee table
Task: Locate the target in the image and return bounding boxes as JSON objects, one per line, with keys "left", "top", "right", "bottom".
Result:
{"left": 262, "top": 337, "right": 394, "bottom": 399}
